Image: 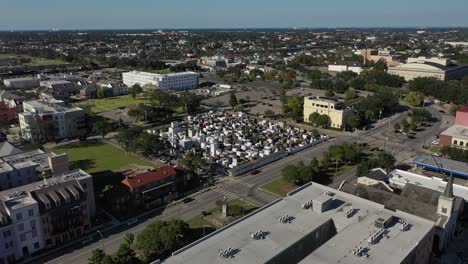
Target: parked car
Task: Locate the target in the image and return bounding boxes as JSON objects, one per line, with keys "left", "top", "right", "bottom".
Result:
{"left": 250, "top": 170, "right": 261, "bottom": 175}
{"left": 127, "top": 218, "right": 138, "bottom": 226}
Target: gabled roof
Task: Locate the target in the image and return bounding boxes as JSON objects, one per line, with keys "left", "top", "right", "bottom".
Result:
{"left": 122, "top": 165, "right": 183, "bottom": 189}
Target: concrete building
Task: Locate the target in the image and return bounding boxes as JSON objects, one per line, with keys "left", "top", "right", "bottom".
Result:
{"left": 439, "top": 106, "right": 468, "bottom": 149}
{"left": 328, "top": 61, "right": 363, "bottom": 74}
{"left": 3, "top": 77, "right": 40, "bottom": 89}
{"left": 388, "top": 57, "right": 468, "bottom": 81}
{"left": 341, "top": 170, "right": 462, "bottom": 252}
{"left": 0, "top": 149, "right": 68, "bottom": 191}
{"left": 303, "top": 96, "right": 353, "bottom": 129}
{"left": 165, "top": 182, "right": 434, "bottom": 264}
{"left": 0, "top": 169, "right": 95, "bottom": 263}
{"left": 122, "top": 71, "right": 199, "bottom": 91}
{"left": 18, "top": 100, "right": 87, "bottom": 144}
{"left": 360, "top": 48, "right": 402, "bottom": 66}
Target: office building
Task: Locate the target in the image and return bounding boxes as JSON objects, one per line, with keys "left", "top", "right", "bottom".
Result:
{"left": 122, "top": 71, "right": 199, "bottom": 91}
{"left": 303, "top": 96, "right": 353, "bottom": 129}
{"left": 0, "top": 169, "right": 95, "bottom": 263}
{"left": 18, "top": 100, "right": 87, "bottom": 144}
{"left": 388, "top": 57, "right": 468, "bottom": 81}
{"left": 165, "top": 182, "right": 434, "bottom": 264}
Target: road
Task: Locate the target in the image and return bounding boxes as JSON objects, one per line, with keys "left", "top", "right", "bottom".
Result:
{"left": 42, "top": 104, "right": 448, "bottom": 264}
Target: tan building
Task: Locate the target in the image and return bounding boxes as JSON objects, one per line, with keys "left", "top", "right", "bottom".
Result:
{"left": 388, "top": 57, "right": 468, "bottom": 81}
{"left": 303, "top": 96, "right": 353, "bottom": 129}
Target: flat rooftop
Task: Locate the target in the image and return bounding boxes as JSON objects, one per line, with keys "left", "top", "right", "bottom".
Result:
{"left": 412, "top": 155, "right": 468, "bottom": 178}
{"left": 24, "top": 100, "right": 82, "bottom": 113}
{"left": 165, "top": 182, "right": 434, "bottom": 264}
{"left": 440, "top": 125, "right": 468, "bottom": 140}
{"left": 388, "top": 169, "right": 468, "bottom": 202}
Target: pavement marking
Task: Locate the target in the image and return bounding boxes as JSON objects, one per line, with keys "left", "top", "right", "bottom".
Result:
{"left": 229, "top": 177, "right": 255, "bottom": 188}
{"left": 214, "top": 188, "right": 239, "bottom": 200}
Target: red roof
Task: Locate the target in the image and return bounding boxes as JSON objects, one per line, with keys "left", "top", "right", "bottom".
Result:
{"left": 457, "top": 106, "right": 468, "bottom": 113}
{"left": 122, "top": 165, "right": 183, "bottom": 189}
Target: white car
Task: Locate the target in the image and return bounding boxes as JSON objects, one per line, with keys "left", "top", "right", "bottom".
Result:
{"left": 127, "top": 218, "right": 138, "bottom": 226}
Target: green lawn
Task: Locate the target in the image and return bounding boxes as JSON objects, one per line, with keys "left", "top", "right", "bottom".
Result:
{"left": 73, "top": 95, "right": 151, "bottom": 114}
{"left": 0, "top": 53, "right": 66, "bottom": 66}
{"left": 260, "top": 178, "right": 298, "bottom": 197}
{"left": 52, "top": 140, "right": 155, "bottom": 173}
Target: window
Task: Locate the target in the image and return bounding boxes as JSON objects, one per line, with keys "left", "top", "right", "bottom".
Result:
{"left": 18, "top": 223, "right": 24, "bottom": 231}
{"left": 28, "top": 209, "right": 34, "bottom": 217}
{"left": 20, "top": 234, "right": 26, "bottom": 242}
{"left": 442, "top": 207, "right": 447, "bottom": 214}
{"left": 460, "top": 141, "right": 464, "bottom": 146}
{"left": 454, "top": 140, "right": 458, "bottom": 145}
{"left": 16, "top": 213, "right": 22, "bottom": 221}
{"left": 30, "top": 220, "right": 36, "bottom": 228}
{"left": 34, "top": 242, "right": 40, "bottom": 249}
{"left": 3, "top": 231, "right": 11, "bottom": 238}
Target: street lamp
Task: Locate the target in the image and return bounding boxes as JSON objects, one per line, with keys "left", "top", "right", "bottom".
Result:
{"left": 97, "top": 230, "right": 105, "bottom": 253}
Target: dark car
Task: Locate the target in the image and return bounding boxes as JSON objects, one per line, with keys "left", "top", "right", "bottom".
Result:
{"left": 250, "top": 170, "right": 261, "bottom": 175}
{"left": 439, "top": 110, "right": 446, "bottom": 113}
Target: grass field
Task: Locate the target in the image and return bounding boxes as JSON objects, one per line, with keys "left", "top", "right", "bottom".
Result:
{"left": 260, "top": 178, "right": 298, "bottom": 197}
{"left": 0, "top": 53, "right": 66, "bottom": 66}
{"left": 73, "top": 95, "right": 151, "bottom": 114}
{"left": 52, "top": 140, "right": 155, "bottom": 173}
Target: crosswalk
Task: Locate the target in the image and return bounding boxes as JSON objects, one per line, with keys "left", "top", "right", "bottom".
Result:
{"left": 229, "top": 177, "right": 255, "bottom": 188}
{"left": 214, "top": 188, "right": 239, "bottom": 200}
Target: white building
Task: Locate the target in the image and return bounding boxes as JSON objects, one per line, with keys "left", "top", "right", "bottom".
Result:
{"left": 122, "top": 71, "right": 199, "bottom": 91}
{"left": 328, "top": 61, "right": 363, "bottom": 74}
{"left": 388, "top": 57, "right": 468, "bottom": 81}
{"left": 3, "top": 77, "right": 40, "bottom": 89}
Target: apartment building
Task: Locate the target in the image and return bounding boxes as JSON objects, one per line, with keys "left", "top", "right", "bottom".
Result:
{"left": 122, "top": 71, "right": 199, "bottom": 91}
{"left": 18, "top": 100, "right": 87, "bottom": 144}
{"left": 328, "top": 61, "right": 363, "bottom": 74}
{"left": 0, "top": 149, "right": 68, "bottom": 191}
{"left": 0, "top": 169, "right": 95, "bottom": 263}
{"left": 303, "top": 96, "right": 353, "bottom": 129}
{"left": 3, "top": 77, "right": 40, "bottom": 89}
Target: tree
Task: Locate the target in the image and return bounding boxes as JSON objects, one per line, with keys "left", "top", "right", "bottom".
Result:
{"left": 345, "top": 90, "right": 358, "bottom": 100}
{"left": 89, "top": 249, "right": 106, "bottom": 264}
{"left": 137, "top": 133, "right": 161, "bottom": 157}
{"left": 393, "top": 122, "right": 401, "bottom": 131}
{"left": 135, "top": 220, "right": 189, "bottom": 262}
{"left": 346, "top": 115, "right": 360, "bottom": 130}
{"left": 325, "top": 89, "right": 335, "bottom": 97}
{"left": 405, "top": 92, "right": 424, "bottom": 107}
{"left": 122, "top": 233, "right": 135, "bottom": 247}
{"left": 235, "top": 104, "right": 245, "bottom": 112}
{"left": 308, "top": 112, "right": 321, "bottom": 125}
{"left": 97, "top": 88, "right": 106, "bottom": 99}
{"left": 180, "top": 92, "right": 201, "bottom": 115}
{"left": 93, "top": 120, "right": 115, "bottom": 138}
{"left": 229, "top": 92, "right": 238, "bottom": 108}
{"left": 315, "top": 115, "right": 331, "bottom": 129}
{"left": 179, "top": 152, "right": 207, "bottom": 181}
{"left": 129, "top": 84, "right": 143, "bottom": 99}
{"left": 113, "top": 243, "right": 140, "bottom": 264}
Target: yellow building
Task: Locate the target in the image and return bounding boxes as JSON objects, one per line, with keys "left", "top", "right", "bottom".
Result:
{"left": 303, "top": 96, "right": 353, "bottom": 129}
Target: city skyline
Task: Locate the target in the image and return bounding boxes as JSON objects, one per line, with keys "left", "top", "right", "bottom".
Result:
{"left": 1, "top": 0, "right": 468, "bottom": 30}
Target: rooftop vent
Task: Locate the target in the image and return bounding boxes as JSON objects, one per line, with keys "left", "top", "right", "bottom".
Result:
{"left": 218, "top": 247, "right": 238, "bottom": 259}
{"left": 400, "top": 221, "right": 411, "bottom": 232}
{"left": 352, "top": 246, "right": 369, "bottom": 257}
{"left": 302, "top": 200, "right": 313, "bottom": 210}
{"left": 250, "top": 230, "right": 268, "bottom": 240}
{"left": 278, "top": 215, "right": 295, "bottom": 224}
{"left": 367, "top": 228, "right": 388, "bottom": 244}
{"left": 345, "top": 207, "right": 358, "bottom": 218}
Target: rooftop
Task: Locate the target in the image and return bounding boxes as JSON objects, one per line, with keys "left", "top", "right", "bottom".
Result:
{"left": 23, "top": 100, "right": 83, "bottom": 114}
{"left": 388, "top": 169, "right": 468, "bottom": 202}
{"left": 165, "top": 182, "right": 434, "bottom": 264}
{"left": 122, "top": 165, "right": 183, "bottom": 189}
{"left": 412, "top": 155, "right": 468, "bottom": 178}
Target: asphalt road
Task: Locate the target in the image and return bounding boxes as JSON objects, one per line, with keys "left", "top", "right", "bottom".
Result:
{"left": 43, "top": 104, "right": 448, "bottom": 264}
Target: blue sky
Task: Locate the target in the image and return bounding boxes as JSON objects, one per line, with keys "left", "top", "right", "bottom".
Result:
{"left": 1, "top": 0, "right": 468, "bottom": 30}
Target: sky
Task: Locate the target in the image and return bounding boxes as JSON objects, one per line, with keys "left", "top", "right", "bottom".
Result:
{"left": 1, "top": 0, "right": 468, "bottom": 30}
